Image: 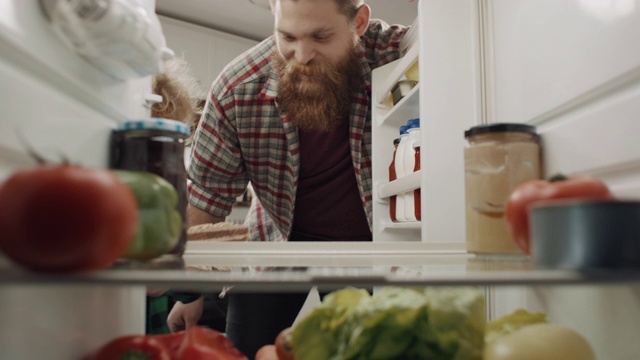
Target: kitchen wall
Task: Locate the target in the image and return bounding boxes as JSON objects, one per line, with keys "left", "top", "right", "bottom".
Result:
{"left": 158, "top": 15, "right": 259, "bottom": 99}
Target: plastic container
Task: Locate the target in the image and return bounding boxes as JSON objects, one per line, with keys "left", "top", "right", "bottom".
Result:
{"left": 405, "top": 60, "right": 419, "bottom": 82}
{"left": 464, "top": 123, "right": 541, "bottom": 255}
{"left": 389, "top": 138, "right": 400, "bottom": 222}
{"left": 393, "top": 125, "right": 410, "bottom": 222}
{"left": 109, "top": 118, "right": 190, "bottom": 261}
{"left": 530, "top": 200, "right": 640, "bottom": 269}
{"left": 402, "top": 118, "right": 421, "bottom": 222}
{"left": 391, "top": 79, "right": 418, "bottom": 105}
{"left": 413, "top": 139, "right": 421, "bottom": 221}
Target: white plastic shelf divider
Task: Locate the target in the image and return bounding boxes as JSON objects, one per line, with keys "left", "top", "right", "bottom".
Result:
{"left": 377, "top": 170, "right": 421, "bottom": 199}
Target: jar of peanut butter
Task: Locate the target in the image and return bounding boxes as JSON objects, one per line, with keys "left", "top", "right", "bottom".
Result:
{"left": 464, "top": 123, "right": 541, "bottom": 255}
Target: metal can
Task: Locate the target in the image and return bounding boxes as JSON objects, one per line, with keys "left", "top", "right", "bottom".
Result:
{"left": 109, "top": 118, "right": 190, "bottom": 260}
{"left": 463, "top": 123, "right": 541, "bottom": 255}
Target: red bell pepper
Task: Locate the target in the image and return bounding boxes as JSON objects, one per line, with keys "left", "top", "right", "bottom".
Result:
{"left": 90, "top": 335, "right": 172, "bottom": 360}
{"left": 175, "top": 326, "right": 247, "bottom": 360}
{"left": 90, "top": 326, "right": 247, "bottom": 360}
{"left": 505, "top": 174, "right": 614, "bottom": 254}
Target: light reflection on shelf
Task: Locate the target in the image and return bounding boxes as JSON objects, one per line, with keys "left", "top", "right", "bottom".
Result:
{"left": 2, "top": 245, "right": 640, "bottom": 293}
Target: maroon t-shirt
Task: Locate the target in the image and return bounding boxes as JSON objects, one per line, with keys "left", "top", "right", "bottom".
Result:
{"left": 291, "top": 121, "right": 372, "bottom": 242}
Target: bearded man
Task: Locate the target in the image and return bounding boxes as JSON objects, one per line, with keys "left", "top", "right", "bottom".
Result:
{"left": 168, "top": 0, "right": 408, "bottom": 358}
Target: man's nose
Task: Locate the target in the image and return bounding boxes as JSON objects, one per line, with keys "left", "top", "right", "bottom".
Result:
{"left": 294, "top": 42, "right": 316, "bottom": 65}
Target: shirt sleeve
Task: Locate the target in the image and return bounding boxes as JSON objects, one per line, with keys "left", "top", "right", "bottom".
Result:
{"left": 167, "top": 291, "right": 203, "bottom": 304}
{"left": 362, "top": 19, "right": 410, "bottom": 69}
{"left": 187, "top": 81, "right": 250, "bottom": 217}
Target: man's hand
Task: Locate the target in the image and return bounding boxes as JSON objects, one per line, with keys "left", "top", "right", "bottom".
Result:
{"left": 146, "top": 287, "right": 169, "bottom": 297}
{"left": 256, "top": 345, "right": 280, "bottom": 360}
{"left": 167, "top": 295, "right": 205, "bottom": 333}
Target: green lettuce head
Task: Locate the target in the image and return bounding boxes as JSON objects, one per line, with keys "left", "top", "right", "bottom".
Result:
{"left": 291, "top": 286, "right": 485, "bottom": 360}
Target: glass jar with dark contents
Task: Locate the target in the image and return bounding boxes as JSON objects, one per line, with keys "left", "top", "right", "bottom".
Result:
{"left": 109, "top": 118, "right": 190, "bottom": 266}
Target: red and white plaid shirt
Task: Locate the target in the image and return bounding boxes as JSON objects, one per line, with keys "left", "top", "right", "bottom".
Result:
{"left": 188, "top": 20, "right": 408, "bottom": 242}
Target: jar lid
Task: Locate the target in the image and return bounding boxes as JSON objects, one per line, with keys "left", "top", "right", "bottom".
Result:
{"left": 464, "top": 123, "right": 537, "bottom": 138}
{"left": 118, "top": 118, "right": 191, "bottom": 135}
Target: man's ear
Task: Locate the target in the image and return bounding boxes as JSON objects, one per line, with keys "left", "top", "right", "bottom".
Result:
{"left": 353, "top": 4, "right": 371, "bottom": 36}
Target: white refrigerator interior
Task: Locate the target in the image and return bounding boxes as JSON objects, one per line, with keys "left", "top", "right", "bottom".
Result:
{"left": 1, "top": 0, "right": 640, "bottom": 359}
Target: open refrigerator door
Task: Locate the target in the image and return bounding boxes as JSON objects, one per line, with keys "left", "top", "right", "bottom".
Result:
{"left": 0, "top": 0, "right": 170, "bottom": 175}
{"left": 0, "top": 1, "right": 170, "bottom": 358}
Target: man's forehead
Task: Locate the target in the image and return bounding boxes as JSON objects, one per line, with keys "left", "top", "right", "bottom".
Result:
{"left": 274, "top": 0, "right": 341, "bottom": 17}
{"left": 275, "top": 0, "right": 337, "bottom": 5}
{"left": 274, "top": 0, "right": 347, "bottom": 31}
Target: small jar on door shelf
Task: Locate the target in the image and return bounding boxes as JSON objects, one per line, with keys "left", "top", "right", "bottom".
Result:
{"left": 463, "top": 123, "right": 541, "bottom": 255}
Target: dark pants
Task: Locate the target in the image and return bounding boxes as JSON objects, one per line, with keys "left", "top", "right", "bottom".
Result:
{"left": 225, "top": 232, "right": 372, "bottom": 359}
{"left": 225, "top": 291, "right": 311, "bottom": 360}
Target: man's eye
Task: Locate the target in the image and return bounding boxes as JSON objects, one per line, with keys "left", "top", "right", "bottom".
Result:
{"left": 281, "top": 34, "right": 295, "bottom": 42}
{"left": 314, "top": 35, "right": 330, "bottom": 42}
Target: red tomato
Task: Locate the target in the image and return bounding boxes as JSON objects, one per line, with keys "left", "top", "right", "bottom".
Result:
{"left": 90, "top": 334, "right": 172, "bottom": 360}
{"left": 0, "top": 165, "right": 138, "bottom": 272}
{"left": 505, "top": 174, "right": 614, "bottom": 254}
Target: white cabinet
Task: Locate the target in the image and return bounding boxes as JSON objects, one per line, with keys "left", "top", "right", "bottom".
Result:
{"left": 158, "top": 16, "right": 258, "bottom": 99}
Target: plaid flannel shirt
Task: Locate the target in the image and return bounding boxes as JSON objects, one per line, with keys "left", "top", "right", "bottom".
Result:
{"left": 188, "top": 19, "right": 408, "bottom": 242}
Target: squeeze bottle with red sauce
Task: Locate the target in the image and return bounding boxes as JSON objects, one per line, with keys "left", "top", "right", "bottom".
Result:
{"left": 413, "top": 139, "right": 421, "bottom": 220}
{"left": 389, "top": 138, "right": 400, "bottom": 222}
{"left": 394, "top": 125, "right": 409, "bottom": 221}
{"left": 402, "top": 118, "right": 421, "bottom": 222}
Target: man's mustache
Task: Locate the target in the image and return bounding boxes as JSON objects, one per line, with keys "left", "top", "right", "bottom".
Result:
{"left": 286, "top": 63, "right": 323, "bottom": 78}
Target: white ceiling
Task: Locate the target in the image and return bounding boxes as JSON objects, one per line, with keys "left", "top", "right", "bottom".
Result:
{"left": 155, "top": 0, "right": 418, "bottom": 41}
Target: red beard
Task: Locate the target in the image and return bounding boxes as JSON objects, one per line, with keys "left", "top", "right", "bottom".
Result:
{"left": 271, "top": 44, "right": 363, "bottom": 132}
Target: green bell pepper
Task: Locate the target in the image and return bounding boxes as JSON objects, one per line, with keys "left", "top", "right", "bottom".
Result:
{"left": 114, "top": 170, "right": 182, "bottom": 260}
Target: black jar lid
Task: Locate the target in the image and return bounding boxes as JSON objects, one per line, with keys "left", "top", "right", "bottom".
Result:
{"left": 464, "top": 123, "right": 537, "bottom": 138}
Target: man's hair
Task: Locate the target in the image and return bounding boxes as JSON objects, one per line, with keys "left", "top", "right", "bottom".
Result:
{"left": 269, "top": 0, "right": 365, "bottom": 20}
